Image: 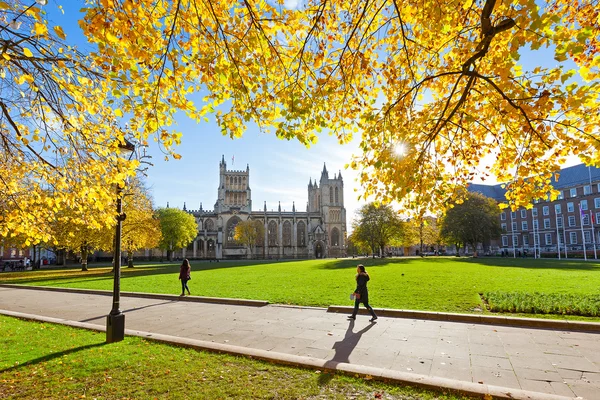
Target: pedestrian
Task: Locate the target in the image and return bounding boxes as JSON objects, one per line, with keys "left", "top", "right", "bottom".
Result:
{"left": 348, "top": 264, "right": 378, "bottom": 322}
{"left": 179, "top": 258, "right": 191, "bottom": 296}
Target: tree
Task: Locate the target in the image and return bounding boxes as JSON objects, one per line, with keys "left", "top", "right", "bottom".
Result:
{"left": 440, "top": 192, "right": 502, "bottom": 256}
{"left": 80, "top": 0, "right": 600, "bottom": 214}
{"left": 156, "top": 207, "right": 197, "bottom": 261}
{"left": 233, "top": 219, "right": 265, "bottom": 259}
{"left": 352, "top": 203, "right": 403, "bottom": 257}
{"left": 405, "top": 216, "right": 444, "bottom": 255}
{"left": 121, "top": 179, "right": 162, "bottom": 267}
{"left": 4, "top": 0, "right": 599, "bottom": 247}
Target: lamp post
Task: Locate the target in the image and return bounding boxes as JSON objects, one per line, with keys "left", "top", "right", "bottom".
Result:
{"left": 106, "top": 139, "right": 135, "bottom": 343}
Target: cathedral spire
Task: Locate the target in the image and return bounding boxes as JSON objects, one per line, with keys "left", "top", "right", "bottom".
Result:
{"left": 338, "top": 170, "right": 343, "bottom": 180}
{"left": 321, "top": 163, "right": 328, "bottom": 180}
{"left": 200, "top": 202, "right": 203, "bottom": 212}
{"left": 293, "top": 201, "right": 295, "bottom": 213}
{"left": 308, "top": 179, "right": 313, "bottom": 188}
{"left": 264, "top": 201, "right": 267, "bottom": 212}
{"left": 278, "top": 201, "right": 281, "bottom": 213}
{"left": 166, "top": 201, "right": 169, "bottom": 208}
{"left": 183, "top": 202, "right": 187, "bottom": 211}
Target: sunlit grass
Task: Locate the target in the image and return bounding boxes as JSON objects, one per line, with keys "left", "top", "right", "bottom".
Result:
{"left": 0, "top": 315, "right": 471, "bottom": 400}
{"left": 2, "top": 256, "right": 600, "bottom": 320}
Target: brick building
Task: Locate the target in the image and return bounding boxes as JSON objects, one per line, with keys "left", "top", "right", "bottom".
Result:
{"left": 469, "top": 163, "right": 600, "bottom": 257}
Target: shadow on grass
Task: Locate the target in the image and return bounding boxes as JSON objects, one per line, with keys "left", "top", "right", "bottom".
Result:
{"left": 0, "top": 342, "right": 106, "bottom": 373}
{"left": 462, "top": 256, "right": 600, "bottom": 271}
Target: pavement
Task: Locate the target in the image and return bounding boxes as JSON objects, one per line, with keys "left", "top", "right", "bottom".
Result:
{"left": 1, "top": 285, "right": 599, "bottom": 400}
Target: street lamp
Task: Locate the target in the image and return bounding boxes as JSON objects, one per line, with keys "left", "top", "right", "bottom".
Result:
{"left": 106, "top": 138, "right": 135, "bottom": 343}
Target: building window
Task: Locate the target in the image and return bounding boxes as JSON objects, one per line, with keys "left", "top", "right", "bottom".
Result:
{"left": 226, "top": 217, "right": 242, "bottom": 245}
{"left": 521, "top": 221, "right": 528, "bottom": 230}
{"left": 557, "top": 191, "right": 564, "bottom": 200}
{"left": 329, "top": 187, "right": 333, "bottom": 204}
{"left": 532, "top": 208, "right": 538, "bottom": 217}
{"left": 584, "top": 185, "right": 592, "bottom": 195}
{"left": 533, "top": 219, "right": 539, "bottom": 229}
{"left": 544, "top": 219, "right": 551, "bottom": 229}
{"left": 570, "top": 232, "right": 577, "bottom": 244}
{"left": 512, "top": 222, "right": 517, "bottom": 231}
{"left": 595, "top": 198, "right": 600, "bottom": 209}
{"left": 555, "top": 204, "right": 561, "bottom": 214}
{"left": 511, "top": 211, "right": 516, "bottom": 219}
{"left": 500, "top": 212, "right": 506, "bottom": 221}
{"left": 502, "top": 236, "right": 508, "bottom": 246}
{"left": 557, "top": 216, "right": 563, "bottom": 228}
{"left": 558, "top": 234, "right": 564, "bottom": 244}
{"left": 545, "top": 233, "right": 552, "bottom": 245}
{"left": 331, "top": 227, "right": 340, "bottom": 247}
{"left": 567, "top": 202, "right": 574, "bottom": 212}
{"left": 543, "top": 206, "right": 549, "bottom": 216}
{"left": 583, "top": 214, "right": 590, "bottom": 225}
{"left": 584, "top": 231, "right": 591, "bottom": 243}
{"left": 520, "top": 209, "right": 527, "bottom": 218}
{"left": 501, "top": 223, "right": 507, "bottom": 232}
{"left": 523, "top": 235, "right": 529, "bottom": 246}
{"left": 282, "top": 221, "right": 292, "bottom": 246}
{"left": 568, "top": 216, "right": 576, "bottom": 227}
{"left": 580, "top": 200, "right": 588, "bottom": 211}
{"left": 596, "top": 212, "right": 600, "bottom": 226}
{"left": 512, "top": 236, "right": 519, "bottom": 246}
{"left": 570, "top": 188, "right": 577, "bottom": 198}
{"left": 297, "top": 221, "right": 306, "bottom": 247}
{"left": 335, "top": 187, "right": 339, "bottom": 204}
{"left": 534, "top": 233, "right": 540, "bottom": 245}
{"left": 268, "top": 221, "right": 278, "bottom": 246}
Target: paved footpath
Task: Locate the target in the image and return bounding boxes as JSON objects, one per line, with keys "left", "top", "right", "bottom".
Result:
{"left": 1, "top": 286, "right": 599, "bottom": 400}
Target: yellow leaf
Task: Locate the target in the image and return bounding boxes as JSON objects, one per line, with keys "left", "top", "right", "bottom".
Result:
{"left": 34, "top": 23, "right": 48, "bottom": 36}
{"left": 114, "top": 109, "right": 123, "bottom": 117}
{"left": 23, "top": 48, "right": 33, "bottom": 57}
{"left": 53, "top": 26, "right": 67, "bottom": 40}
{"left": 2, "top": 53, "right": 9, "bottom": 61}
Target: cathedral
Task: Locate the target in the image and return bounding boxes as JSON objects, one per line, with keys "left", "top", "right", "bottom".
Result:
{"left": 180, "top": 156, "right": 347, "bottom": 260}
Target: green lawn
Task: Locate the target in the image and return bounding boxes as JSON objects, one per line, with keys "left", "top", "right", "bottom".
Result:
{"left": 2, "top": 256, "right": 600, "bottom": 320}
{"left": 0, "top": 315, "right": 470, "bottom": 399}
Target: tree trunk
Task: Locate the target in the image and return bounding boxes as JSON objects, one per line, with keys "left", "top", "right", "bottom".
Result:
{"left": 127, "top": 250, "right": 134, "bottom": 268}
{"left": 81, "top": 245, "right": 89, "bottom": 271}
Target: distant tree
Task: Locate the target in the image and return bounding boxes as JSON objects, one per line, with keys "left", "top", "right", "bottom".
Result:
{"left": 234, "top": 219, "right": 264, "bottom": 259}
{"left": 156, "top": 208, "right": 197, "bottom": 261}
{"left": 353, "top": 203, "right": 403, "bottom": 258}
{"left": 346, "top": 232, "right": 370, "bottom": 257}
{"left": 441, "top": 192, "right": 502, "bottom": 256}
{"left": 406, "top": 216, "right": 444, "bottom": 255}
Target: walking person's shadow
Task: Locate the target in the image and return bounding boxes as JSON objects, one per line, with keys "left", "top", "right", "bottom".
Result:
{"left": 325, "top": 320, "right": 376, "bottom": 368}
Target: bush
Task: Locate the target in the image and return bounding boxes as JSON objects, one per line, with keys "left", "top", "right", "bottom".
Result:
{"left": 482, "top": 291, "right": 600, "bottom": 317}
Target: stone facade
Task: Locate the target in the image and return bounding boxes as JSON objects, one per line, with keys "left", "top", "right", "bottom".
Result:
{"left": 179, "top": 156, "right": 347, "bottom": 260}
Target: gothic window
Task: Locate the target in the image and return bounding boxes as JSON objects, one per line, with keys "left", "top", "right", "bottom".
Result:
{"left": 268, "top": 221, "right": 278, "bottom": 246}
{"left": 283, "top": 221, "right": 292, "bottom": 246}
{"left": 204, "top": 219, "right": 214, "bottom": 231}
{"left": 335, "top": 187, "right": 339, "bottom": 204}
{"left": 331, "top": 227, "right": 340, "bottom": 247}
{"left": 186, "top": 241, "right": 194, "bottom": 251}
{"left": 226, "top": 216, "right": 242, "bottom": 245}
{"left": 329, "top": 187, "right": 333, "bottom": 203}
{"left": 297, "top": 221, "right": 306, "bottom": 247}
{"left": 256, "top": 219, "right": 265, "bottom": 246}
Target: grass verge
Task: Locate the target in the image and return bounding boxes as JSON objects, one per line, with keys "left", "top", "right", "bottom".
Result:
{"left": 0, "top": 315, "right": 471, "bottom": 399}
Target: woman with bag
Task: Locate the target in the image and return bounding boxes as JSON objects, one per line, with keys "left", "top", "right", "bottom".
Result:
{"left": 179, "top": 258, "right": 191, "bottom": 296}
{"left": 348, "top": 264, "right": 377, "bottom": 322}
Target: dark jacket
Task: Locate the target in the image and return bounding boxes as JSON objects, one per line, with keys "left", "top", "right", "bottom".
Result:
{"left": 179, "top": 264, "right": 190, "bottom": 281}
{"left": 354, "top": 272, "right": 370, "bottom": 304}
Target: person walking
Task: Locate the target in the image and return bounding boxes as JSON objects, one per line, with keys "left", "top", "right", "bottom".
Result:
{"left": 179, "top": 258, "right": 191, "bottom": 296}
{"left": 348, "top": 264, "right": 377, "bottom": 322}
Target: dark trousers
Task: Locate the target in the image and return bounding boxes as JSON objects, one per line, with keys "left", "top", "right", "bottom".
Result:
{"left": 181, "top": 279, "right": 190, "bottom": 294}
{"left": 351, "top": 299, "right": 377, "bottom": 318}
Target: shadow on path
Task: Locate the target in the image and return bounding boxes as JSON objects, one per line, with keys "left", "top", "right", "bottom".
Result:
{"left": 323, "top": 319, "right": 376, "bottom": 373}
{"left": 79, "top": 300, "right": 177, "bottom": 323}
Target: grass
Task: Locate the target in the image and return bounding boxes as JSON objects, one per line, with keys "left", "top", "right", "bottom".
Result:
{"left": 482, "top": 291, "right": 600, "bottom": 316}
{"left": 2, "top": 256, "right": 600, "bottom": 320}
{"left": 0, "top": 315, "right": 471, "bottom": 399}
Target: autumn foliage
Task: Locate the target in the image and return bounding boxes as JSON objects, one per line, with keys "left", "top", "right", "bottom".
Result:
{"left": 2, "top": 0, "right": 599, "bottom": 245}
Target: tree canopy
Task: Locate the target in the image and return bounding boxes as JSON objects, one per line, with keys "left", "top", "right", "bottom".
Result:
{"left": 234, "top": 219, "right": 265, "bottom": 257}
{"left": 440, "top": 191, "right": 502, "bottom": 253}
{"left": 3, "top": 0, "right": 599, "bottom": 245}
{"left": 352, "top": 202, "right": 403, "bottom": 256}
{"left": 156, "top": 207, "right": 197, "bottom": 259}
